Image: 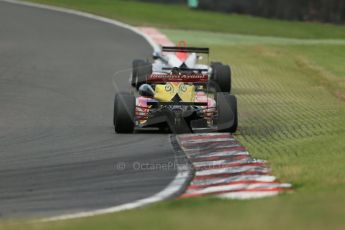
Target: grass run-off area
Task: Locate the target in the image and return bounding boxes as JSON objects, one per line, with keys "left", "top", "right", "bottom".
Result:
{"left": 27, "top": 0, "right": 345, "bottom": 39}
{"left": 1, "top": 0, "right": 345, "bottom": 229}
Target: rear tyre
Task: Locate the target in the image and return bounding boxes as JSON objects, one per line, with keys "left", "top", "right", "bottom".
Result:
{"left": 211, "top": 63, "right": 232, "bottom": 93}
{"left": 135, "top": 61, "right": 152, "bottom": 90}
{"left": 216, "top": 93, "right": 238, "bottom": 133}
{"left": 113, "top": 93, "right": 135, "bottom": 133}
{"left": 131, "top": 59, "right": 146, "bottom": 87}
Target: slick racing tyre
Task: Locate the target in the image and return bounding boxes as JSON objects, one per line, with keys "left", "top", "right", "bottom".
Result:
{"left": 211, "top": 62, "right": 232, "bottom": 93}
{"left": 113, "top": 92, "right": 135, "bottom": 133}
{"left": 216, "top": 92, "right": 238, "bottom": 133}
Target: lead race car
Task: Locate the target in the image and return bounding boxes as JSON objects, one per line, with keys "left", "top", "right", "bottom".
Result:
{"left": 113, "top": 46, "right": 238, "bottom": 134}
{"left": 131, "top": 45, "right": 232, "bottom": 93}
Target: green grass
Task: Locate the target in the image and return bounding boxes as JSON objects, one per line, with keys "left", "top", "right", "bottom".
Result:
{"left": 2, "top": 1, "right": 345, "bottom": 230}
{"left": 28, "top": 0, "right": 345, "bottom": 39}
{"left": 162, "top": 28, "right": 345, "bottom": 45}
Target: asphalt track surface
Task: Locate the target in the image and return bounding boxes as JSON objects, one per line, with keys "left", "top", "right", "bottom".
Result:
{"left": 0, "top": 1, "right": 179, "bottom": 218}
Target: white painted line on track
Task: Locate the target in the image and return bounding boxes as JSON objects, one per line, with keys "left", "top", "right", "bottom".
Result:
{"left": 44, "top": 166, "right": 189, "bottom": 221}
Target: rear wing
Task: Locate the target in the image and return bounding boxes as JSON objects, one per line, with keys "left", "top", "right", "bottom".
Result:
{"left": 147, "top": 74, "right": 208, "bottom": 83}
{"left": 162, "top": 67, "right": 208, "bottom": 72}
{"left": 162, "top": 46, "right": 209, "bottom": 54}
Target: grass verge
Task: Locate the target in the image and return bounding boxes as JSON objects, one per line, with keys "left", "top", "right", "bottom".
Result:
{"left": 27, "top": 0, "right": 345, "bottom": 39}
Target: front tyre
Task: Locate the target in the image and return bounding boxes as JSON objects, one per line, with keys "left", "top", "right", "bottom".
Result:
{"left": 113, "top": 93, "right": 135, "bottom": 133}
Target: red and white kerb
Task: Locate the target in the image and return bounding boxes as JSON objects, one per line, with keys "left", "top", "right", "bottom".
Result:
{"left": 137, "top": 27, "right": 175, "bottom": 47}
{"left": 177, "top": 133, "right": 291, "bottom": 199}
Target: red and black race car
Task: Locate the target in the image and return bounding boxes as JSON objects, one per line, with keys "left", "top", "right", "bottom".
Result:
{"left": 113, "top": 46, "right": 237, "bottom": 134}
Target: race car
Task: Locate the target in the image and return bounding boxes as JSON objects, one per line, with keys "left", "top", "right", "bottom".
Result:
{"left": 114, "top": 67, "right": 238, "bottom": 134}
{"left": 130, "top": 45, "right": 232, "bottom": 93}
